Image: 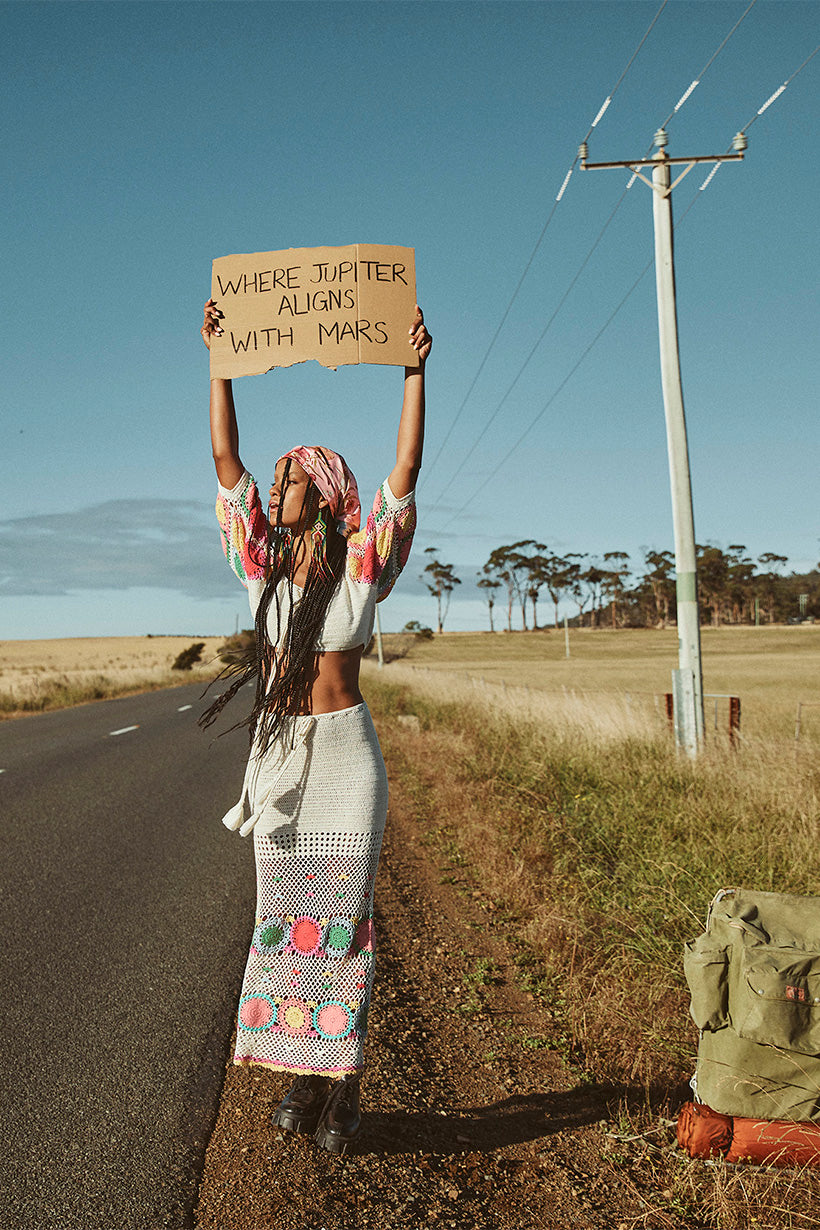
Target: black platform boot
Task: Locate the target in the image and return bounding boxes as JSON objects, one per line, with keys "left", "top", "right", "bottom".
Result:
{"left": 272, "top": 1075, "right": 330, "bottom": 1134}
{"left": 314, "top": 1074, "right": 362, "bottom": 1155}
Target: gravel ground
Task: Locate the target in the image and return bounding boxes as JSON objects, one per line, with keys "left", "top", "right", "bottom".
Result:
{"left": 193, "top": 743, "right": 682, "bottom": 1230}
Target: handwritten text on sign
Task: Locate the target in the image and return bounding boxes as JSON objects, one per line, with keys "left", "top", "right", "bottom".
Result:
{"left": 209, "top": 244, "right": 417, "bottom": 378}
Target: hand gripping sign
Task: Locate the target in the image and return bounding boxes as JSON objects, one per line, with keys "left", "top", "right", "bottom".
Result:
{"left": 209, "top": 243, "right": 418, "bottom": 379}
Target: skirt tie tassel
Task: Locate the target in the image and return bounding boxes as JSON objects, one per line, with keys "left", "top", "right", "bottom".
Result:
{"left": 220, "top": 716, "right": 316, "bottom": 838}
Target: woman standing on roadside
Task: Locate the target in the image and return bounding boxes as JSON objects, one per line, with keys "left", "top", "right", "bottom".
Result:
{"left": 200, "top": 297, "right": 431, "bottom": 1155}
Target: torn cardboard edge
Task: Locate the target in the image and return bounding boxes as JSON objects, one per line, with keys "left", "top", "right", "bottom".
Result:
{"left": 209, "top": 243, "right": 418, "bottom": 379}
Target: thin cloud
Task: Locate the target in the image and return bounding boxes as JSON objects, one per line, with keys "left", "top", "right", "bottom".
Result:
{"left": 0, "top": 498, "right": 482, "bottom": 604}
{"left": 0, "top": 499, "right": 235, "bottom": 598}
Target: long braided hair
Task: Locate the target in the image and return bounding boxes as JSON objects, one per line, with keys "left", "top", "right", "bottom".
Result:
{"left": 200, "top": 457, "right": 348, "bottom": 753}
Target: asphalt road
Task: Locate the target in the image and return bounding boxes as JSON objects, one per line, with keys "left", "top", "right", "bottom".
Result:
{"left": 0, "top": 684, "right": 256, "bottom": 1230}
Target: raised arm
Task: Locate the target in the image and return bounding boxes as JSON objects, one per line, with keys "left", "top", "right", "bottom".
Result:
{"left": 201, "top": 298, "right": 245, "bottom": 490}
{"left": 389, "top": 306, "right": 432, "bottom": 499}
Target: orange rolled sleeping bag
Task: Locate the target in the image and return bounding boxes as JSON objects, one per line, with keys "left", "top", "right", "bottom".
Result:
{"left": 678, "top": 1102, "right": 820, "bottom": 1167}
{"left": 727, "top": 1117, "right": 820, "bottom": 1167}
{"left": 677, "top": 1101, "right": 733, "bottom": 1159}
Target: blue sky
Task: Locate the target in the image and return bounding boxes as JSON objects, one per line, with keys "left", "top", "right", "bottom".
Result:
{"left": 1, "top": 0, "right": 817, "bottom": 639}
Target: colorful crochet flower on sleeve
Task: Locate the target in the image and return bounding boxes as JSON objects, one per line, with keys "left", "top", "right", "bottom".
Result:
{"left": 346, "top": 482, "right": 417, "bottom": 601}
{"left": 215, "top": 473, "right": 271, "bottom": 586}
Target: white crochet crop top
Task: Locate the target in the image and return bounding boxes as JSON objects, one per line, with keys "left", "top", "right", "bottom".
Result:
{"left": 216, "top": 470, "right": 416, "bottom": 652}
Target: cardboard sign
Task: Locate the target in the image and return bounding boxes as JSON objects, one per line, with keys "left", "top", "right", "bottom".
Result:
{"left": 209, "top": 243, "right": 417, "bottom": 378}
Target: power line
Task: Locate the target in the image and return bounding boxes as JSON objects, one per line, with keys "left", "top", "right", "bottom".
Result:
{"left": 738, "top": 41, "right": 820, "bottom": 133}
{"left": 697, "top": 40, "right": 820, "bottom": 189}
{"left": 418, "top": 0, "right": 669, "bottom": 492}
{"left": 428, "top": 254, "right": 656, "bottom": 537}
{"left": 426, "top": 188, "right": 633, "bottom": 498}
{"left": 426, "top": 191, "right": 705, "bottom": 535}
{"left": 657, "top": 0, "right": 759, "bottom": 131}
{"left": 423, "top": 1, "right": 759, "bottom": 511}
{"left": 580, "top": 0, "right": 670, "bottom": 143}
{"left": 425, "top": 40, "right": 819, "bottom": 538}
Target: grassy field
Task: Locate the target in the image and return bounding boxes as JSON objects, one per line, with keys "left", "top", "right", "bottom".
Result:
{"left": 0, "top": 635, "right": 225, "bottom": 715}
{"left": 376, "top": 624, "right": 820, "bottom": 745}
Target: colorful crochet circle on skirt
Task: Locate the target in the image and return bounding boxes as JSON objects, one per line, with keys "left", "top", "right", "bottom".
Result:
{"left": 325, "top": 917, "right": 355, "bottom": 956}
{"left": 253, "top": 917, "right": 289, "bottom": 954}
{"left": 354, "top": 918, "right": 375, "bottom": 953}
{"left": 290, "top": 916, "right": 322, "bottom": 955}
{"left": 238, "top": 995, "right": 275, "bottom": 1031}
{"left": 313, "top": 1000, "right": 354, "bottom": 1040}
{"left": 277, "top": 997, "right": 312, "bottom": 1036}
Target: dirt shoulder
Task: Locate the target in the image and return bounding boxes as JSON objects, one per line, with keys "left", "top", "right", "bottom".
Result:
{"left": 193, "top": 726, "right": 679, "bottom": 1230}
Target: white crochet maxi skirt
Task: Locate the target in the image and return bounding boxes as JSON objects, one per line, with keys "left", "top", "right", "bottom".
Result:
{"left": 233, "top": 703, "right": 387, "bottom": 1077}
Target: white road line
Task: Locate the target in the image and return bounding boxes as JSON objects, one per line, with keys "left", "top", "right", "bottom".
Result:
{"left": 177, "top": 705, "right": 193, "bottom": 712}
{"left": 109, "top": 726, "right": 140, "bottom": 737}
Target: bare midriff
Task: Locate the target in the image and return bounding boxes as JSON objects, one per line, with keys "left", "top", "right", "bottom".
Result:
{"left": 299, "top": 645, "right": 364, "bottom": 714}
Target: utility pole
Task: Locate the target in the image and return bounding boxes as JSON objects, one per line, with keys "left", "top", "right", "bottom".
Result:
{"left": 581, "top": 128, "right": 746, "bottom": 757}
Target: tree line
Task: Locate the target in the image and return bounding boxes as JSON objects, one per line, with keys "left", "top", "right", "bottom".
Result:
{"left": 422, "top": 542, "right": 820, "bottom": 632}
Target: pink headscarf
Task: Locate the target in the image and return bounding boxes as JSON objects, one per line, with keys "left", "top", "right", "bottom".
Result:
{"left": 277, "top": 445, "right": 361, "bottom": 539}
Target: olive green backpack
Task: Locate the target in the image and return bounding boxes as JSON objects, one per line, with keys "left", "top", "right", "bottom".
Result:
{"left": 685, "top": 887, "right": 820, "bottom": 1122}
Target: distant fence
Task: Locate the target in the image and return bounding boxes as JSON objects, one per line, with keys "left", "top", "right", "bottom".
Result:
{"left": 664, "top": 692, "right": 741, "bottom": 744}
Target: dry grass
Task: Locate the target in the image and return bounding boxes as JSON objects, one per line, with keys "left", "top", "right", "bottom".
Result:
{"left": 371, "top": 659, "right": 669, "bottom": 743}
{"left": 361, "top": 631, "right": 820, "bottom": 1227}
{"left": 0, "top": 636, "right": 225, "bottom": 716}
{"left": 378, "top": 625, "right": 820, "bottom": 745}
{"left": 363, "top": 655, "right": 820, "bottom": 1062}
{"left": 604, "top": 1105, "right": 820, "bottom": 1229}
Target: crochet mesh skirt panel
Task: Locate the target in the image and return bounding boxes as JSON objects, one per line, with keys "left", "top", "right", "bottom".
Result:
{"left": 234, "top": 703, "right": 387, "bottom": 1077}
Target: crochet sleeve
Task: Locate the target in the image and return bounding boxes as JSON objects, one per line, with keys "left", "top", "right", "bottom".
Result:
{"left": 215, "top": 471, "right": 270, "bottom": 588}
{"left": 346, "top": 478, "right": 417, "bottom": 602}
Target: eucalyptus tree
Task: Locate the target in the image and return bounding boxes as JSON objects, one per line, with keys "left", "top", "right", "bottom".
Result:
{"left": 422, "top": 548, "right": 461, "bottom": 634}
{"left": 516, "top": 540, "right": 549, "bottom": 629}
{"left": 757, "top": 552, "right": 789, "bottom": 624}
{"left": 507, "top": 545, "right": 531, "bottom": 631}
{"left": 483, "top": 545, "right": 516, "bottom": 632}
{"left": 697, "top": 545, "right": 730, "bottom": 627}
{"left": 476, "top": 570, "right": 502, "bottom": 632}
{"left": 483, "top": 542, "right": 537, "bottom": 631}
{"left": 565, "top": 553, "right": 592, "bottom": 626}
{"left": 725, "top": 545, "right": 755, "bottom": 624}
{"left": 642, "top": 549, "right": 675, "bottom": 627}
{"left": 510, "top": 539, "right": 554, "bottom": 630}
{"left": 580, "top": 561, "right": 606, "bottom": 627}
{"left": 542, "top": 553, "right": 579, "bottom": 629}
{"left": 602, "top": 551, "right": 631, "bottom": 628}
